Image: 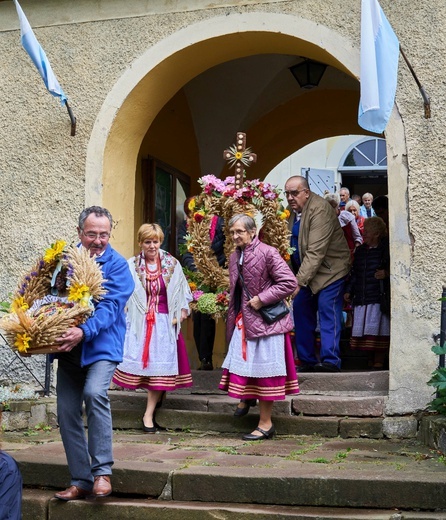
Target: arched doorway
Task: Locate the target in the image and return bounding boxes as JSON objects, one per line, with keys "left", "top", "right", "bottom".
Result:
{"left": 85, "top": 13, "right": 413, "bottom": 407}
{"left": 86, "top": 12, "right": 371, "bottom": 257}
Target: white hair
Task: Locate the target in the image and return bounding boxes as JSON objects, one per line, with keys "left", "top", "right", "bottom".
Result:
{"left": 324, "top": 192, "right": 340, "bottom": 207}
{"left": 345, "top": 200, "right": 360, "bottom": 212}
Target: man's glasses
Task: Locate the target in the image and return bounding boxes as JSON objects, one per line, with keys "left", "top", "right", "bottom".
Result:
{"left": 284, "top": 189, "right": 307, "bottom": 198}
{"left": 82, "top": 231, "right": 110, "bottom": 240}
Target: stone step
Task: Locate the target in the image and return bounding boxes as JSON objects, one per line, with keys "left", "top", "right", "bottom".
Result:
{"left": 6, "top": 430, "right": 446, "bottom": 518}
{"left": 22, "top": 490, "right": 446, "bottom": 520}
{"left": 292, "top": 394, "right": 387, "bottom": 417}
{"left": 181, "top": 369, "right": 389, "bottom": 395}
{"left": 110, "top": 391, "right": 387, "bottom": 417}
{"left": 109, "top": 390, "right": 387, "bottom": 437}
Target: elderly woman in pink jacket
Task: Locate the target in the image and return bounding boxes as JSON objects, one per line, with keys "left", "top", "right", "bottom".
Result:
{"left": 219, "top": 214, "right": 299, "bottom": 440}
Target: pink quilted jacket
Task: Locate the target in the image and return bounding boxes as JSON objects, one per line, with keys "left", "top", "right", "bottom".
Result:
{"left": 226, "top": 236, "right": 297, "bottom": 342}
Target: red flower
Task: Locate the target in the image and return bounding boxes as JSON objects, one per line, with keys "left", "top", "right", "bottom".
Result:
{"left": 194, "top": 212, "right": 205, "bottom": 223}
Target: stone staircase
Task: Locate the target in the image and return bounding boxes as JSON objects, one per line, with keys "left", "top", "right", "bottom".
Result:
{"left": 110, "top": 369, "right": 390, "bottom": 438}
{"left": 7, "top": 369, "right": 446, "bottom": 519}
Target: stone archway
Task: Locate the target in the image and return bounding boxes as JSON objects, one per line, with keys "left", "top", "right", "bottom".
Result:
{"left": 86, "top": 10, "right": 412, "bottom": 412}
{"left": 86, "top": 12, "right": 361, "bottom": 257}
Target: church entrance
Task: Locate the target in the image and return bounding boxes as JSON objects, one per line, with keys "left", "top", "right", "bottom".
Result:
{"left": 86, "top": 12, "right": 408, "bottom": 375}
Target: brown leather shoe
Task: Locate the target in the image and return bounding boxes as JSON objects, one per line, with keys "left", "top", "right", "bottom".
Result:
{"left": 92, "top": 475, "right": 112, "bottom": 497}
{"left": 54, "top": 485, "right": 91, "bottom": 501}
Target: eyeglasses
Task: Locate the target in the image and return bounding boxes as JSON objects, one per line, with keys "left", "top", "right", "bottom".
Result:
{"left": 284, "top": 189, "right": 307, "bottom": 198}
{"left": 82, "top": 230, "right": 110, "bottom": 240}
{"left": 229, "top": 229, "right": 248, "bottom": 236}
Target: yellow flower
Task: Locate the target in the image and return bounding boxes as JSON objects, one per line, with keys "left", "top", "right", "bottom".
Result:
{"left": 279, "top": 209, "right": 290, "bottom": 220}
{"left": 11, "top": 296, "right": 29, "bottom": 312}
{"left": 188, "top": 198, "right": 196, "bottom": 212}
{"left": 68, "top": 283, "right": 90, "bottom": 304}
{"left": 188, "top": 282, "right": 197, "bottom": 291}
{"left": 44, "top": 240, "right": 67, "bottom": 263}
{"left": 15, "top": 332, "right": 32, "bottom": 353}
{"left": 235, "top": 152, "right": 243, "bottom": 160}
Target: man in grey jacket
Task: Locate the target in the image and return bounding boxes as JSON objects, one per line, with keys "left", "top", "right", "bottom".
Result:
{"left": 285, "top": 176, "right": 351, "bottom": 372}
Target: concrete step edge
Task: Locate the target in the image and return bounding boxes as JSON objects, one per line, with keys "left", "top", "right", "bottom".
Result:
{"left": 18, "top": 460, "right": 446, "bottom": 511}
{"left": 22, "top": 489, "right": 446, "bottom": 520}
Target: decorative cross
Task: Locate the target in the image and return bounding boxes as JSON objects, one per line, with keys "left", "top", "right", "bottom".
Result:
{"left": 223, "top": 132, "right": 257, "bottom": 190}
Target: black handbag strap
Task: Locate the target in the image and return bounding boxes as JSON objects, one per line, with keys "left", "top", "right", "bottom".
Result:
{"left": 237, "top": 262, "right": 253, "bottom": 300}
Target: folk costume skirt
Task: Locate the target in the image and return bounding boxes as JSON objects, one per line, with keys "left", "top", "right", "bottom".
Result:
{"left": 219, "top": 316, "right": 299, "bottom": 401}
{"left": 350, "top": 303, "right": 390, "bottom": 351}
{"left": 113, "top": 312, "right": 192, "bottom": 391}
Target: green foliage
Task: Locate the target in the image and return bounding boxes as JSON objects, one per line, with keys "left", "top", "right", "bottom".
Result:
{"left": 308, "top": 457, "right": 330, "bottom": 464}
{"left": 427, "top": 343, "right": 446, "bottom": 415}
{"left": 0, "top": 295, "right": 12, "bottom": 313}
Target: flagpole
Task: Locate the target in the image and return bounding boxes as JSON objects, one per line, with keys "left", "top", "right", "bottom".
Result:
{"left": 399, "top": 46, "right": 431, "bottom": 119}
{"left": 65, "top": 101, "right": 76, "bottom": 137}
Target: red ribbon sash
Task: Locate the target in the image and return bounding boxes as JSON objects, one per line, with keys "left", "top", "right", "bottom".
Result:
{"left": 236, "top": 311, "right": 247, "bottom": 361}
{"left": 142, "top": 308, "right": 156, "bottom": 369}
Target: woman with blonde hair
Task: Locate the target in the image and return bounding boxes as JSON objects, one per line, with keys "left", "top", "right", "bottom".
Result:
{"left": 113, "top": 223, "right": 193, "bottom": 432}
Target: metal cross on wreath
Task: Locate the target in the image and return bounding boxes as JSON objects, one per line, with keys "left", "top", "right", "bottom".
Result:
{"left": 223, "top": 132, "right": 257, "bottom": 189}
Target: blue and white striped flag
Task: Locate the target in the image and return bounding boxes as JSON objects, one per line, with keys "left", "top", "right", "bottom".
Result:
{"left": 13, "top": 0, "right": 67, "bottom": 105}
{"left": 358, "top": 0, "right": 399, "bottom": 133}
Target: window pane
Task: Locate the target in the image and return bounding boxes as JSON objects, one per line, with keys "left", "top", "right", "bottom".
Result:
{"left": 377, "top": 139, "right": 387, "bottom": 166}
{"left": 155, "top": 167, "right": 172, "bottom": 251}
{"left": 175, "top": 178, "right": 188, "bottom": 257}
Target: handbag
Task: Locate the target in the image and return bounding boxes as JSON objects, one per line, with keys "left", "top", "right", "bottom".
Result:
{"left": 238, "top": 268, "right": 289, "bottom": 325}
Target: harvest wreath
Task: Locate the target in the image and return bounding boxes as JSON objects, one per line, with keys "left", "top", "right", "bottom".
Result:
{"left": 0, "top": 240, "right": 106, "bottom": 355}
{"left": 180, "top": 133, "right": 293, "bottom": 319}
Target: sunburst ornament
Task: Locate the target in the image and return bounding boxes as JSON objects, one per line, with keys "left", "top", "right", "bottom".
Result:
{"left": 223, "top": 132, "right": 257, "bottom": 189}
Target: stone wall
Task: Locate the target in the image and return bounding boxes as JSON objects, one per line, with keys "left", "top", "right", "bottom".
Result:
{"left": 0, "top": 0, "right": 445, "bottom": 414}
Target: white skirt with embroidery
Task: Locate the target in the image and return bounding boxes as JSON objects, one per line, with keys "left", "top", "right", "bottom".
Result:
{"left": 222, "top": 326, "right": 286, "bottom": 378}
{"left": 116, "top": 312, "right": 179, "bottom": 376}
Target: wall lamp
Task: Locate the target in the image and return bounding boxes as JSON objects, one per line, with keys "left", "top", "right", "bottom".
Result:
{"left": 289, "top": 59, "right": 327, "bottom": 89}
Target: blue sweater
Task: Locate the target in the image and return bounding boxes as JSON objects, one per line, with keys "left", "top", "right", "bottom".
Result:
{"left": 79, "top": 244, "right": 134, "bottom": 366}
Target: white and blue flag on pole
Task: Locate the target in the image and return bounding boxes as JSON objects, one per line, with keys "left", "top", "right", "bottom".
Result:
{"left": 358, "top": 0, "right": 399, "bottom": 133}
{"left": 13, "top": 0, "right": 67, "bottom": 105}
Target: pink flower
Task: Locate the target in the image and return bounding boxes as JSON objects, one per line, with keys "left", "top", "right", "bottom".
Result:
{"left": 193, "top": 290, "right": 204, "bottom": 301}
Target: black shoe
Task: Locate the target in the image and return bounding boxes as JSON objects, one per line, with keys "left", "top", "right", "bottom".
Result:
{"left": 242, "top": 424, "right": 275, "bottom": 441}
{"left": 142, "top": 420, "right": 157, "bottom": 433}
{"left": 142, "top": 414, "right": 164, "bottom": 433}
{"left": 234, "top": 399, "right": 257, "bottom": 417}
{"left": 314, "top": 362, "right": 341, "bottom": 373}
{"left": 296, "top": 364, "right": 315, "bottom": 373}
{"left": 198, "top": 358, "right": 213, "bottom": 371}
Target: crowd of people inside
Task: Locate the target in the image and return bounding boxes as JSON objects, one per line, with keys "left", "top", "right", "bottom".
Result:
{"left": 2, "top": 182, "right": 391, "bottom": 508}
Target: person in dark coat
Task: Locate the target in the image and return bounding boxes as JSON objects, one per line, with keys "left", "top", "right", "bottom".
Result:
{"left": 0, "top": 451, "right": 22, "bottom": 520}
{"left": 344, "top": 217, "right": 390, "bottom": 369}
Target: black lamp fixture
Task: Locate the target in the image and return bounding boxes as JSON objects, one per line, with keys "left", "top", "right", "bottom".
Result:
{"left": 289, "top": 59, "right": 327, "bottom": 89}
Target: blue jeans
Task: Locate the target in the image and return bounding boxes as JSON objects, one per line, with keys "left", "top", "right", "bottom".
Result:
{"left": 56, "top": 346, "right": 117, "bottom": 490}
{"left": 293, "top": 277, "right": 345, "bottom": 369}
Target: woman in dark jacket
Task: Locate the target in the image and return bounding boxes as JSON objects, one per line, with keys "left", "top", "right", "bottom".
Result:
{"left": 344, "top": 217, "right": 390, "bottom": 369}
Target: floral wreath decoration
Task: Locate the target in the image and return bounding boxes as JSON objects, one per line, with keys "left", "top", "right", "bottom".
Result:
{"left": 181, "top": 174, "right": 293, "bottom": 319}
{"left": 0, "top": 240, "right": 107, "bottom": 355}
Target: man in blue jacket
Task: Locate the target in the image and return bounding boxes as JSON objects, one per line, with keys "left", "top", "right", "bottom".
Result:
{"left": 54, "top": 206, "right": 134, "bottom": 501}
